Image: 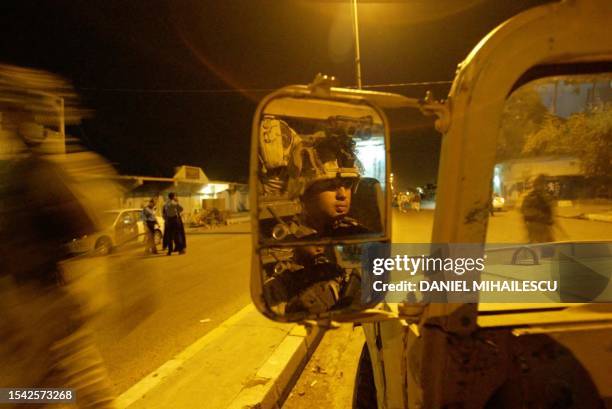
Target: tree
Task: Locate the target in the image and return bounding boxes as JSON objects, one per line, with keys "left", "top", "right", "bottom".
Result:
{"left": 498, "top": 85, "right": 549, "bottom": 161}
{"left": 522, "top": 104, "right": 612, "bottom": 178}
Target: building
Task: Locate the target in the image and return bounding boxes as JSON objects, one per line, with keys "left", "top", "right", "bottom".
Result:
{"left": 118, "top": 165, "right": 249, "bottom": 220}
{"left": 494, "top": 156, "right": 587, "bottom": 206}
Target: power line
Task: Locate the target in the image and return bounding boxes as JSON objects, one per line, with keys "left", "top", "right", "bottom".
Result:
{"left": 359, "top": 80, "right": 452, "bottom": 89}
{"left": 77, "top": 80, "right": 452, "bottom": 94}
{"left": 77, "top": 87, "right": 275, "bottom": 94}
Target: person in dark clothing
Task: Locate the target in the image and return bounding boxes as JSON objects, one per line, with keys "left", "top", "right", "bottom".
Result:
{"left": 162, "top": 192, "right": 186, "bottom": 255}
{"left": 521, "top": 174, "right": 555, "bottom": 243}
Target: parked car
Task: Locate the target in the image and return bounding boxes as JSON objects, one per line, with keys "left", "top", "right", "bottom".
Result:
{"left": 69, "top": 209, "right": 164, "bottom": 256}
{"left": 492, "top": 193, "right": 505, "bottom": 212}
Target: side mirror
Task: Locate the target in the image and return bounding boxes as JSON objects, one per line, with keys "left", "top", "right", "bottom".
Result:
{"left": 250, "top": 85, "right": 392, "bottom": 322}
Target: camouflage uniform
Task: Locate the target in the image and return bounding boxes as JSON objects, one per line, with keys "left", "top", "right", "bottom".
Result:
{"left": 322, "top": 216, "right": 370, "bottom": 237}
{"left": 263, "top": 231, "right": 364, "bottom": 315}
{"left": 521, "top": 184, "right": 555, "bottom": 243}
{"left": 0, "top": 157, "right": 115, "bottom": 409}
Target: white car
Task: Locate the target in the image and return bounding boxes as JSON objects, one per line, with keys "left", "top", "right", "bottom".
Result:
{"left": 492, "top": 194, "right": 505, "bottom": 212}
{"left": 69, "top": 209, "right": 164, "bottom": 256}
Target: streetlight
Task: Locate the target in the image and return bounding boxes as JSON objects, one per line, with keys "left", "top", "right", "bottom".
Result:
{"left": 351, "top": 0, "right": 363, "bottom": 89}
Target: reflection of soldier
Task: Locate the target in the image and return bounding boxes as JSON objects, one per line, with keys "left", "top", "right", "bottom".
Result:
{"left": 521, "top": 174, "right": 555, "bottom": 243}
{"left": 258, "top": 120, "right": 372, "bottom": 315}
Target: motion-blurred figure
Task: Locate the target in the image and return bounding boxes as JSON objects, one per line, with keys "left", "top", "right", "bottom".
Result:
{"left": 0, "top": 64, "right": 115, "bottom": 408}
{"left": 521, "top": 174, "right": 555, "bottom": 243}
{"left": 410, "top": 191, "right": 421, "bottom": 212}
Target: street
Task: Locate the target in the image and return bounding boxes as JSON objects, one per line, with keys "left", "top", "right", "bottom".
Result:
{"left": 393, "top": 208, "right": 612, "bottom": 243}
{"left": 63, "top": 227, "right": 252, "bottom": 395}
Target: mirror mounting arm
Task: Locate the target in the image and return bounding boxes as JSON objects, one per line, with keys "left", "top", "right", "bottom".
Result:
{"left": 309, "top": 73, "right": 338, "bottom": 97}
{"left": 419, "top": 90, "right": 450, "bottom": 134}
{"left": 298, "top": 302, "right": 427, "bottom": 328}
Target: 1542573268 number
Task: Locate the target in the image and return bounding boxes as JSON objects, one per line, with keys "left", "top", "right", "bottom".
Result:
{"left": 0, "top": 388, "right": 75, "bottom": 403}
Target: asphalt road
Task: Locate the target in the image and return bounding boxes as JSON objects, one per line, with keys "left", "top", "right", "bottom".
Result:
{"left": 63, "top": 227, "right": 252, "bottom": 396}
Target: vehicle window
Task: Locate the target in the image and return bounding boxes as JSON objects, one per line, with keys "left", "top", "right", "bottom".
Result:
{"left": 120, "top": 212, "right": 135, "bottom": 225}
{"left": 100, "top": 211, "right": 120, "bottom": 227}
{"left": 487, "top": 72, "right": 612, "bottom": 244}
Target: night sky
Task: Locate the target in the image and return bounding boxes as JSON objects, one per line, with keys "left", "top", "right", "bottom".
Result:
{"left": 1, "top": 0, "right": 552, "bottom": 184}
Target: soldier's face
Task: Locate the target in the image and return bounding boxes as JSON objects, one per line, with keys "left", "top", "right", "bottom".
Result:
{"left": 303, "top": 178, "right": 354, "bottom": 221}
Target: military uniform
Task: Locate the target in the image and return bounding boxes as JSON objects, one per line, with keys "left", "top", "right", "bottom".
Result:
{"left": 324, "top": 216, "right": 370, "bottom": 237}
{"left": 263, "top": 247, "right": 362, "bottom": 315}
{"left": 0, "top": 157, "right": 115, "bottom": 408}
{"left": 521, "top": 188, "right": 555, "bottom": 243}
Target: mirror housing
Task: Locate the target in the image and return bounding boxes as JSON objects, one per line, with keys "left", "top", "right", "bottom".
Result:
{"left": 250, "top": 83, "right": 395, "bottom": 323}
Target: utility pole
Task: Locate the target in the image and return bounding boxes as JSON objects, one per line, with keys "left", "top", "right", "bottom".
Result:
{"left": 351, "top": 0, "right": 363, "bottom": 89}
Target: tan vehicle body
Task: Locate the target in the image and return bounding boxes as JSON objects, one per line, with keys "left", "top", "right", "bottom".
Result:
{"left": 364, "top": 1, "right": 612, "bottom": 408}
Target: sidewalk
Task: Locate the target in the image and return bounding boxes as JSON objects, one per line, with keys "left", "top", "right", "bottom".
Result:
{"left": 116, "top": 304, "right": 322, "bottom": 409}
{"left": 556, "top": 201, "right": 612, "bottom": 223}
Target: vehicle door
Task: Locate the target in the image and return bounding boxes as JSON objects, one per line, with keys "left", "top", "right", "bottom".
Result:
{"left": 115, "top": 210, "right": 139, "bottom": 245}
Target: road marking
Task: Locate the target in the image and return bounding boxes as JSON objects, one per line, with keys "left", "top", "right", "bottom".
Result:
{"left": 115, "top": 303, "right": 255, "bottom": 409}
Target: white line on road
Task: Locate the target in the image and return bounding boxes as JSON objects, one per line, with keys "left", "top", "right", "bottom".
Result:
{"left": 115, "top": 303, "right": 255, "bottom": 409}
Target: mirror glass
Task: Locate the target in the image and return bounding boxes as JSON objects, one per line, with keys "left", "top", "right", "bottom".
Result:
{"left": 257, "top": 97, "right": 386, "bottom": 244}
{"left": 254, "top": 94, "right": 389, "bottom": 319}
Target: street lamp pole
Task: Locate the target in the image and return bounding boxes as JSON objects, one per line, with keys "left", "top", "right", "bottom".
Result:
{"left": 351, "top": 0, "right": 363, "bottom": 89}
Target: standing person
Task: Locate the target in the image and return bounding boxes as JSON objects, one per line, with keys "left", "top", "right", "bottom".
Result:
{"left": 398, "top": 193, "right": 410, "bottom": 213}
{"left": 142, "top": 198, "right": 159, "bottom": 254}
{"left": 162, "top": 192, "right": 186, "bottom": 255}
{"left": 521, "top": 174, "right": 555, "bottom": 243}
{"left": 410, "top": 191, "right": 422, "bottom": 212}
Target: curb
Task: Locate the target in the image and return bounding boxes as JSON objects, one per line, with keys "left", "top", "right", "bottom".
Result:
{"left": 558, "top": 213, "right": 612, "bottom": 223}
{"left": 585, "top": 213, "right": 612, "bottom": 223}
{"left": 226, "top": 325, "right": 324, "bottom": 409}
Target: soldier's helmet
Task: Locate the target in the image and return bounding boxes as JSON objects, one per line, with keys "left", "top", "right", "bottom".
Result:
{"left": 532, "top": 174, "right": 548, "bottom": 190}
{"left": 288, "top": 131, "right": 361, "bottom": 199}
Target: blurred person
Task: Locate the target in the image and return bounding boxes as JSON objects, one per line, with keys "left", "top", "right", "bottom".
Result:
{"left": 398, "top": 193, "right": 410, "bottom": 213}
{"left": 521, "top": 174, "right": 555, "bottom": 243}
{"left": 0, "top": 64, "right": 115, "bottom": 408}
{"left": 410, "top": 191, "right": 421, "bottom": 212}
{"left": 162, "top": 192, "right": 186, "bottom": 255}
{"left": 142, "top": 198, "right": 159, "bottom": 255}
